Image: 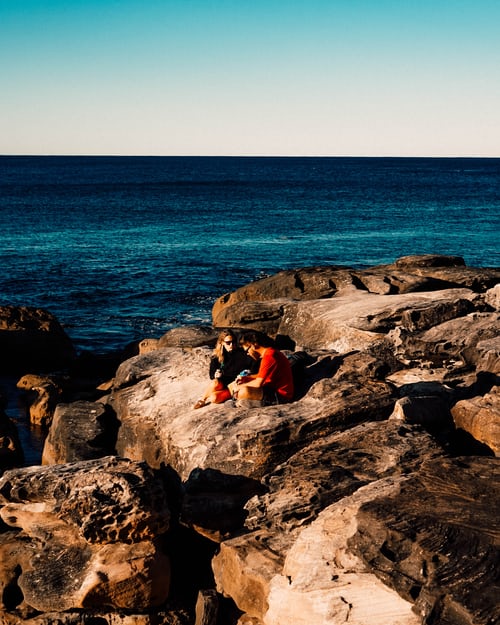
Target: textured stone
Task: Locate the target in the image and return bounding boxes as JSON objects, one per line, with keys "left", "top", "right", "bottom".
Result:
{"left": 212, "top": 256, "right": 500, "bottom": 335}
{"left": 243, "top": 421, "right": 443, "bottom": 538}
{"left": 485, "top": 283, "right": 500, "bottom": 310}
{"left": 111, "top": 347, "right": 395, "bottom": 481}
{"left": 0, "top": 456, "right": 171, "bottom": 543}
{"left": 16, "top": 374, "right": 63, "bottom": 427}
{"left": 219, "top": 479, "right": 421, "bottom": 625}
{"left": 350, "top": 456, "right": 500, "bottom": 625}
{"left": 42, "top": 400, "right": 119, "bottom": 465}
{"left": 451, "top": 385, "right": 500, "bottom": 456}
{"left": 158, "top": 325, "right": 218, "bottom": 348}
{"left": 0, "top": 457, "right": 172, "bottom": 613}
{"left": 277, "top": 288, "right": 478, "bottom": 352}
{"left": 213, "top": 532, "right": 284, "bottom": 620}
{"left": 0, "top": 611, "right": 190, "bottom": 625}
{"left": 389, "top": 395, "right": 453, "bottom": 430}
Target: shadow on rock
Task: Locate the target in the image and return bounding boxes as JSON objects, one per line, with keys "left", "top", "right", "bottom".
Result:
{"left": 180, "top": 467, "right": 268, "bottom": 542}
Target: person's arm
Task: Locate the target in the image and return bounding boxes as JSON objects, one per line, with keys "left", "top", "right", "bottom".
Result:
{"left": 209, "top": 357, "right": 220, "bottom": 379}
{"left": 238, "top": 352, "right": 274, "bottom": 388}
{"left": 237, "top": 375, "right": 263, "bottom": 388}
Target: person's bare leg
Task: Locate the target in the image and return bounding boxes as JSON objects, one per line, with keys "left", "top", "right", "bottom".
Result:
{"left": 194, "top": 379, "right": 220, "bottom": 408}
{"left": 235, "top": 386, "right": 263, "bottom": 401}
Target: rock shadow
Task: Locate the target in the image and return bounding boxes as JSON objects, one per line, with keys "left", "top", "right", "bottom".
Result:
{"left": 180, "top": 467, "right": 268, "bottom": 538}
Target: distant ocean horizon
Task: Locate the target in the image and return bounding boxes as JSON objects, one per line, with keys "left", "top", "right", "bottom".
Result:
{"left": 1, "top": 155, "right": 499, "bottom": 356}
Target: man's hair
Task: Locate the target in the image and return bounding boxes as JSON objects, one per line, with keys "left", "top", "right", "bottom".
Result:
{"left": 240, "top": 330, "right": 275, "bottom": 348}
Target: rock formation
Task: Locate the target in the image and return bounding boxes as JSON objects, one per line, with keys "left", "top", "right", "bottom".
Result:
{"left": 0, "top": 255, "right": 498, "bottom": 625}
{"left": 0, "top": 457, "right": 175, "bottom": 622}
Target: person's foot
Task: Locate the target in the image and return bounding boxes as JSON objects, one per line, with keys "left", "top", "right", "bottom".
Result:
{"left": 193, "top": 399, "right": 208, "bottom": 409}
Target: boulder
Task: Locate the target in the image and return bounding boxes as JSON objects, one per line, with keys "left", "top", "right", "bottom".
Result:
{"left": 212, "top": 255, "right": 500, "bottom": 332}
{"left": 485, "top": 283, "right": 500, "bottom": 310}
{"left": 42, "top": 400, "right": 119, "bottom": 465}
{"left": 451, "top": 385, "right": 500, "bottom": 456}
{"left": 393, "top": 254, "right": 466, "bottom": 268}
{"left": 264, "top": 479, "right": 422, "bottom": 625}
{"left": 158, "top": 325, "right": 218, "bottom": 348}
{"left": 0, "top": 457, "right": 172, "bottom": 616}
{"left": 110, "top": 348, "right": 396, "bottom": 481}
{"left": 212, "top": 420, "right": 443, "bottom": 623}
{"left": 0, "top": 610, "right": 190, "bottom": 625}
{"left": 277, "top": 288, "right": 478, "bottom": 352}
{"left": 350, "top": 456, "right": 500, "bottom": 625}
{"left": 214, "top": 454, "right": 499, "bottom": 625}
{"left": 212, "top": 300, "right": 289, "bottom": 337}
{"left": 16, "top": 374, "right": 63, "bottom": 427}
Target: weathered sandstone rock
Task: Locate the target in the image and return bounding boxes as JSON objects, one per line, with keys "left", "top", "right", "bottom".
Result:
{"left": 214, "top": 454, "right": 499, "bottom": 625}
{"left": 139, "top": 337, "right": 161, "bottom": 354}
{"left": 212, "top": 255, "right": 500, "bottom": 332}
{"left": 0, "top": 457, "right": 172, "bottom": 616}
{"left": 277, "top": 288, "right": 479, "bottom": 352}
{"left": 264, "top": 479, "right": 422, "bottom": 625}
{"left": 485, "top": 282, "right": 500, "bottom": 310}
{"left": 16, "top": 373, "right": 63, "bottom": 427}
{"left": 0, "top": 610, "right": 190, "bottom": 625}
{"left": 451, "top": 384, "right": 500, "bottom": 456}
{"left": 158, "top": 325, "right": 218, "bottom": 348}
{"left": 42, "top": 400, "right": 119, "bottom": 465}
{"left": 110, "top": 347, "right": 396, "bottom": 481}
{"left": 350, "top": 456, "right": 500, "bottom": 625}
{"left": 212, "top": 420, "right": 444, "bottom": 623}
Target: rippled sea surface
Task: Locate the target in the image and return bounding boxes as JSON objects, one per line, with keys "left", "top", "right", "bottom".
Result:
{"left": 1, "top": 155, "right": 499, "bottom": 355}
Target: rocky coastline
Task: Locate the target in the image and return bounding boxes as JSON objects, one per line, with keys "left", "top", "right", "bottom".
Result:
{"left": 0, "top": 254, "right": 499, "bottom": 625}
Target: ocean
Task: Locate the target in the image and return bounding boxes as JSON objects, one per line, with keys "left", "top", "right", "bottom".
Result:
{"left": 1, "top": 156, "right": 499, "bottom": 464}
{"left": 1, "top": 156, "right": 499, "bottom": 355}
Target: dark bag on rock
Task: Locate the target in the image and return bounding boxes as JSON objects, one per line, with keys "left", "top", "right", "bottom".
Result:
{"left": 287, "top": 351, "right": 310, "bottom": 398}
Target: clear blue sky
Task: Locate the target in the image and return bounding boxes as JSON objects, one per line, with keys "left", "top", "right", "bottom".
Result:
{"left": 1, "top": 0, "right": 499, "bottom": 156}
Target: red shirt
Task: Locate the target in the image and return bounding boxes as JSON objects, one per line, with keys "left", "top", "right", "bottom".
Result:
{"left": 257, "top": 347, "right": 294, "bottom": 401}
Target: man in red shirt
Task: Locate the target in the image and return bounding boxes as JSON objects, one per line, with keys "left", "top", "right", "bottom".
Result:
{"left": 230, "top": 331, "right": 294, "bottom": 406}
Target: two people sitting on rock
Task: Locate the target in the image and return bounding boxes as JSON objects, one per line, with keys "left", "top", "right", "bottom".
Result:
{"left": 193, "top": 329, "right": 255, "bottom": 409}
{"left": 229, "top": 330, "right": 294, "bottom": 407}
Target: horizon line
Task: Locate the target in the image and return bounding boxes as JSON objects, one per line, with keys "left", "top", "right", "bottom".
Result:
{"left": 1, "top": 153, "right": 499, "bottom": 159}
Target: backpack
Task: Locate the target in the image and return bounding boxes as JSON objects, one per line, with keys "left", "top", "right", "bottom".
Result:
{"left": 287, "top": 351, "right": 310, "bottom": 398}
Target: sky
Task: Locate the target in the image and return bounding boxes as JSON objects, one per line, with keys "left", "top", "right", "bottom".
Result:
{"left": 1, "top": 0, "right": 499, "bottom": 156}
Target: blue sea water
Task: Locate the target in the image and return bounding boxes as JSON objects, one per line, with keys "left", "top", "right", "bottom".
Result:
{"left": 1, "top": 155, "right": 499, "bottom": 464}
{"left": 1, "top": 156, "right": 499, "bottom": 357}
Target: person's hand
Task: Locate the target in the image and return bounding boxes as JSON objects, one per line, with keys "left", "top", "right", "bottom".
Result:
{"left": 215, "top": 369, "right": 222, "bottom": 379}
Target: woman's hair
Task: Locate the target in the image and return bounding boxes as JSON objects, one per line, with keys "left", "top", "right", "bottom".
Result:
{"left": 213, "top": 329, "right": 238, "bottom": 362}
{"left": 239, "top": 330, "right": 275, "bottom": 348}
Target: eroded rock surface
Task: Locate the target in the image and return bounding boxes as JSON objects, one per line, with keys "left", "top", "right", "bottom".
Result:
{"left": 42, "top": 400, "right": 119, "bottom": 465}
{"left": 0, "top": 457, "right": 173, "bottom": 618}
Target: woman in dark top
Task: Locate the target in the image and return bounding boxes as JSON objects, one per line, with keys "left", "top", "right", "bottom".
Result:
{"left": 193, "top": 329, "right": 254, "bottom": 408}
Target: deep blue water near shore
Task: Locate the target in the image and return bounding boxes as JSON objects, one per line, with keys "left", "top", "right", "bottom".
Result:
{"left": 1, "top": 155, "right": 499, "bottom": 463}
